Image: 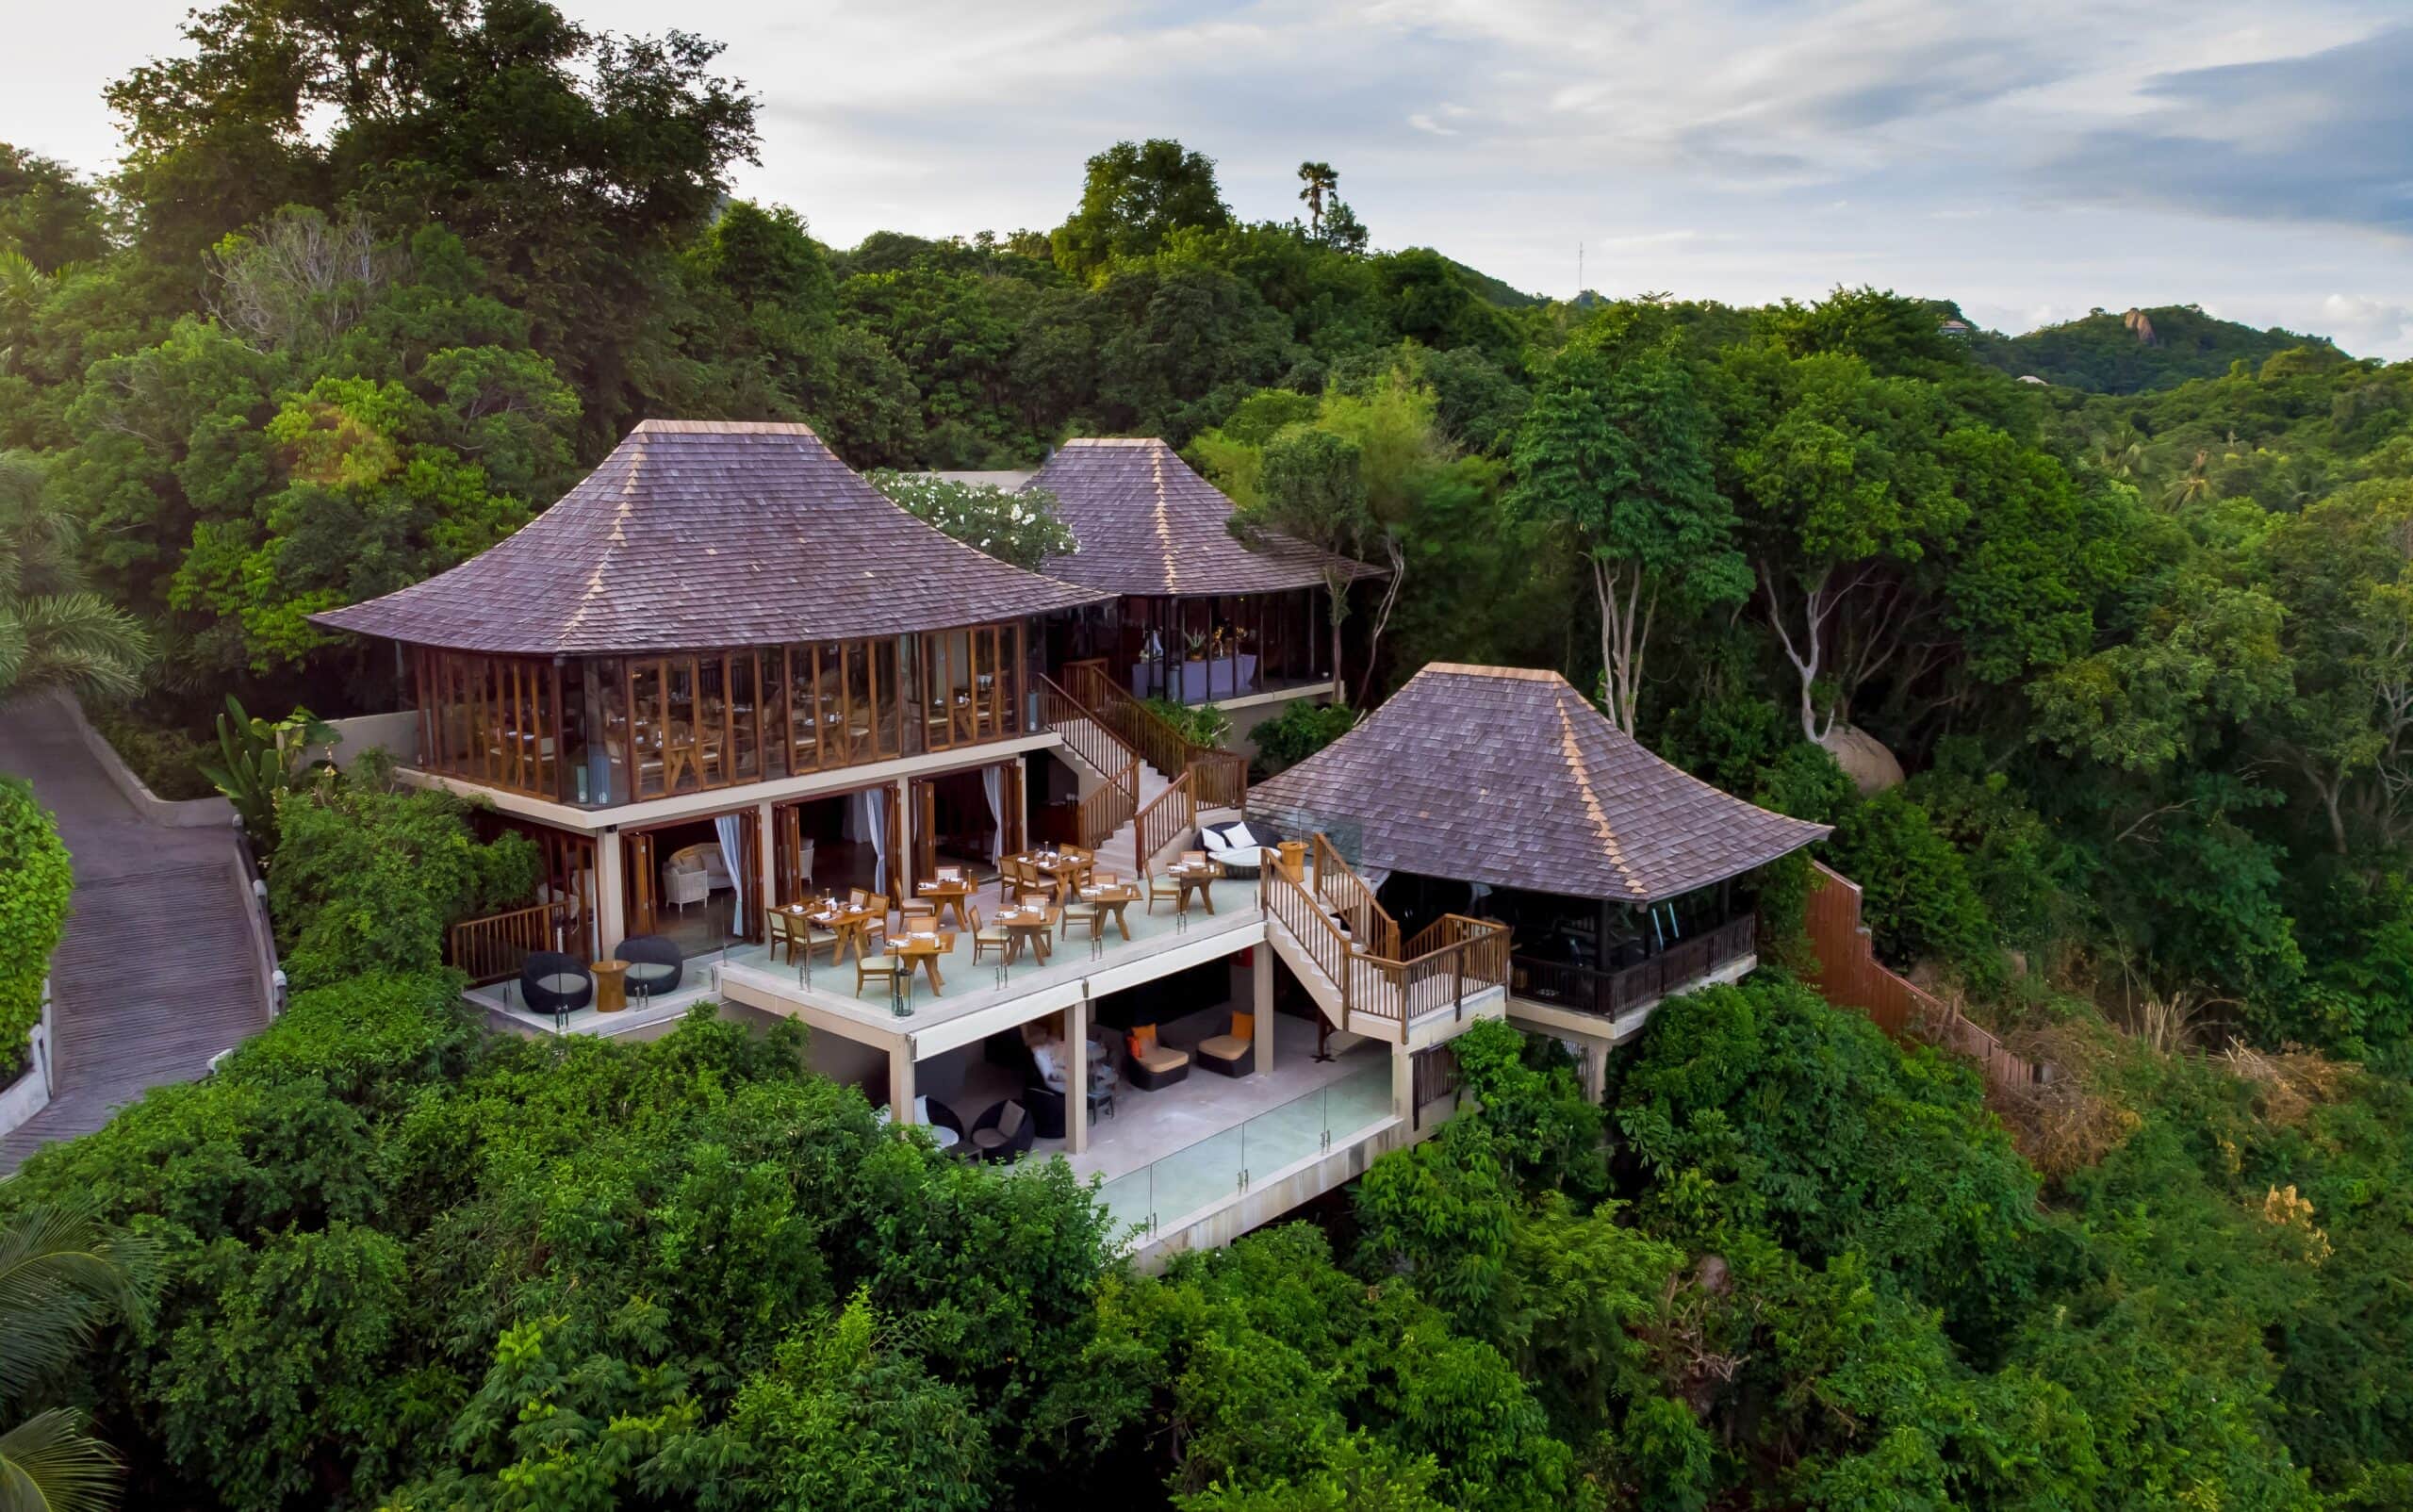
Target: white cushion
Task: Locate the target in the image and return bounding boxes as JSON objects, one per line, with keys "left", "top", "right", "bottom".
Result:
{"left": 912, "top": 1094, "right": 930, "bottom": 1125}
{"left": 1224, "top": 822, "right": 1258, "bottom": 849}
{"left": 996, "top": 1102, "right": 1026, "bottom": 1139}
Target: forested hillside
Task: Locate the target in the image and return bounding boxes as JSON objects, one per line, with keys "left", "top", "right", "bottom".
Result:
{"left": 1967, "top": 303, "right": 2347, "bottom": 391}
{"left": 3, "top": 0, "right": 2413, "bottom": 1507}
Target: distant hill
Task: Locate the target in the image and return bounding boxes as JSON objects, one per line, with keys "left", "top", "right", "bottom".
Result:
{"left": 1446, "top": 257, "right": 1548, "bottom": 308}
{"left": 1966, "top": 304, "right": 2347, "bottom": 393}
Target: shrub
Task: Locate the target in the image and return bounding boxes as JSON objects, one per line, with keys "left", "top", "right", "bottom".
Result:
{"left": 268, "top": 781, "right": 539, "bottom": 989}
{"left": 1826, "top": 788, "right": 1999, "bottom": 982}
{"left": 1250, "top": 700, "right": 1358, "bottom": 778}
{"left": 0, "top": 777, "right": 70, "bottom": 1076}
{"left": 1141, "top": 696, "right": 1231, "bottom": 748}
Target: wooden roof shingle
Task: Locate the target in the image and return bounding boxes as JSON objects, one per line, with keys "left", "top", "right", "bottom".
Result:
{"left": 1025, "top": 437, "right": 1384, "bottom": 598}
{"left": 1247, "top": 664, "right": 1830, "bottom": 904}
{"left": 311, "top": 419, "right": 1112, "bottom": 655}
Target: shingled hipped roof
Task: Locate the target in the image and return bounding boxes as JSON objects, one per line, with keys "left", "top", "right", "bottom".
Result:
{"left": 312, "top": 420, "right": 1111, "bottom": 655}
{"left": 1247, "top": 665, "right": 1830, "bottom": 905}
{"left": 1024, "top": 437, "right": 1385, "bottom": 598}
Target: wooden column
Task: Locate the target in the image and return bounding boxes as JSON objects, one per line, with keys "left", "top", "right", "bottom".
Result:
{"left": 1069, "top": 993, "right": 1091, "bottom": 1156}
{"left": 1253, "top": 950, "right": 1273, "bottom": 1076}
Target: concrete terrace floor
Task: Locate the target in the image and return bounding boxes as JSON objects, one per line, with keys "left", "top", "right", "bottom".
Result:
{"left": 720, "top": 873, "right": 1262, "bottom": 1035}
{"left": 940, "top": 1011, "right": 1395, "bottom": 1238}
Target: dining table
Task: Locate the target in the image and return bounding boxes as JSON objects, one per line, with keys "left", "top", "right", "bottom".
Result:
{"left": 889, "top": 929, "right": 951, "bottom": 996}
{"left": 993, "top": 904, "right": 1058, "bottom": 962}
{"left": 1075, "top": 881, "right": 1141, "bottom": 941}
{"left": 912, "top": 875, "right": 976, "bottom": 929}
{"left": 793, "top": 898, "right": 878, "bottom": 963}
{"left": 1022, "top": 847, "right": 1095, "bottom": 896}
{"left": 1164, "top": 858, "right": 1224, "bottom": 914}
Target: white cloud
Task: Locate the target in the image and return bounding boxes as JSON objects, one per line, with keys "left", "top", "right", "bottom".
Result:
{"left": 2315, "top": 294, "right": 2413, "bottom": 353}
{"left": 1406, "top": 113, "right": 1457, "bottom": 136}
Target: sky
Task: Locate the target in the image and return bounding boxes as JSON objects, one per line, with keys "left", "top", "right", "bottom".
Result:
{"left": 8, "top": 0, "right": 2413, "bottom": 356}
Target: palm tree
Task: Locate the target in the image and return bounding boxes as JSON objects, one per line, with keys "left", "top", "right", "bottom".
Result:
{"left": 0, "top": 1203, "right": 157, "bottom": 1512}
{"left": 2164, "top": 450, "right": 2216, "bottom": 508}
{"left": 1296, "top": 162, "right": 1338, "bottom": 233}
{"left": 0, "top": 453, "right": 150, "bottom": 703}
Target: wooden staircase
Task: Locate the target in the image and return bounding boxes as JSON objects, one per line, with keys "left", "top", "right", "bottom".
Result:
{"left": 1036, "top": 675, "right": 1201, "bottom": 877}
{"left": 1257, "top": 835, "right": 1512, "bottom": 1041}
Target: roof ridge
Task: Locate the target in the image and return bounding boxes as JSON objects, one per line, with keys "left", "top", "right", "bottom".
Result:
{"left": 1552, "top": 691, "right": 1643, "bottom": 895}
{"left": 562, "top": 436, "right": 647, "bottom": 639}
{"left": 1419, "top": 662, "right": 1571, "bottom": 684}
{"left": 1150, "top": 442, "right": 1178, "bottom": 591}
{"left": 632, "top": 419, "right": 820, "bottom": 436}
{"left": 1059, "top": 436, "right": 1163, "bottom": 448}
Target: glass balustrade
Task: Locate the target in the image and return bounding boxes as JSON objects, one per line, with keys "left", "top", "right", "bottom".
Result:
{"left": 1093, "top": 1060, "right": 1394, "bottom": 1239}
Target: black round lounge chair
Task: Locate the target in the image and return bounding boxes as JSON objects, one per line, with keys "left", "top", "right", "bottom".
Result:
{"left": 520, "top": 951, "right": 593, "bottom": 1017}
{"left": 967, "top": 1099, "right": 1037, "bottom": 1163}
{"left": 617, "top": 934, "right": 683, "bottom": 999}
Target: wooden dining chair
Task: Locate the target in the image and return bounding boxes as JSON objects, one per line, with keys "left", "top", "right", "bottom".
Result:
{"left": 856, "top": 952, "right": 904, "bottom": 997}
{"left": 972, "top": 905, "right": 1015, "bottom": 966}
{"left": 1146, "top": 870, "right": 1183, "bottom": 914}
{"left": 767, "top": 909, "right": 796, "bottom": 964}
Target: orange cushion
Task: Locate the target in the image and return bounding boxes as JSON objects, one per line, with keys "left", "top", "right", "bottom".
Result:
{"left": 1127, "top": 1024, "right": 1159, "bottom": 1060}
{"left": 1230, "top": 1012, "right": 1255, "bottom": 1043}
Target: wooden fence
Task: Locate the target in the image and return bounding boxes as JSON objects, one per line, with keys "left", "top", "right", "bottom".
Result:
{"left": 1802, "top": 862, "right": 2049, "bottom": 1091}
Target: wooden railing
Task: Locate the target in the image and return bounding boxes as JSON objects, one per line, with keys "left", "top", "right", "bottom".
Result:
{"left": 1133, "top": 771, "right": 1196, "bottom": 875}
{"left": 1036, "top": 673, "right": 1143, "bottom": 852}
{"left": 1310, "top": 833, "right": 1399, "bottom": 960}
{"left": 1803, "top": 863, "right": 2050, "bottom": 1091}
{"left": 1511, "top": 915, "right": 1757, "bottom": 1020}
{"left": 447, "top": 902, "right": 565, "bottom": 986}
{"left": 1061, "top": 661, "right": 1249, "bottom": 811}
{"left": 1260, "top": 854, "right": 1510, "bottom": 1027}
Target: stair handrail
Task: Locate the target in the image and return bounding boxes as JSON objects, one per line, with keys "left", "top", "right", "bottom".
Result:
{"left": 1309, "top": 833, "right": 1400, "bottom": 960}
{"left": 1063, "top": 662, "right": 1249, "bottom": 811}
{"left": 1133, "top": 770, "right": 1196, "bottom": 876}
{"left": 1262, "top": 846, "right": 1511, "bottom": 1027}
{"left": 1033, "top": 673, "right": 1144, "bottom": 852}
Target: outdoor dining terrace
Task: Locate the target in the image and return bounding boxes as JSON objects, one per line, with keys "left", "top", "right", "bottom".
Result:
{"left": 718, "top": 863, "right": 1262, "bottom": 1037}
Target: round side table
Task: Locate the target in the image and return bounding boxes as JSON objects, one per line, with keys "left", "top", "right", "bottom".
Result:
{"left": 591, "top": 959, "right": 631, "bottom": 1013}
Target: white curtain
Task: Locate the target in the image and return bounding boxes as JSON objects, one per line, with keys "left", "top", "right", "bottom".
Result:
{"left": 856, "top": 785, "right": 890, "bottom": 894}
{"left": 714, "top": 814, "right": 746, "bottom": 925}
{"left": 982, "top": 765, "right": 1006, "bottom": 863}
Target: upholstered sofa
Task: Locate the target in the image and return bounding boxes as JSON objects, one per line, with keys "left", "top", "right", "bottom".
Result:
{"left": 1201, "top": 820, "right": 1280, "bottom": 879}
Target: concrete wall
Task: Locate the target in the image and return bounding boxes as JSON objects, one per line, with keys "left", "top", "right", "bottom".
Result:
{"left": 52, "top": 692, "right": 234, "bottom": 828}
{"left": 324, "top": 710, "right": 420, "bottom": 772}
{"left": 0, "top": 985, "right": 55, "bottom": 1141}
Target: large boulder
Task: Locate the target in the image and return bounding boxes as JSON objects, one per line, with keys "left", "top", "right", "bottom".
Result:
{"left": 1818, "top": 723, "right": 1905, "bottom": 796}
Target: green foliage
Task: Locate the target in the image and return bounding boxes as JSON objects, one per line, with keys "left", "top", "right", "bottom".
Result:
{"left": 198, "top": 695, "right": 335, "bottom": 844}
{"left": 1052, "top": 140, "right": 1233, "bottom": 283}
{"left": 0, "top": 452, "right": 152, "bottom": 702}
{"left": 867, "top": 471, "right": 1075, "bottom": 570}
{"left": 1612, "top": 976, "right": 2049, "bottom": 1343}
{"left": 266, "top": 780, "right": 538, "bottom": 989}
{"left": 1141, "top": 697, "right": 1232, "bottom": 749}
{"left": 0, "top": 777, "right": 71, "bottom": 1075}
{"left": 1969, "top": 304, "right": 2343, "bottom": 393}
{"left": 1248, "top": 700, "right": 1359, "bottom": 778}
{"left": 0, "top": 1202, "right": 160, "bottom": 1512}
{"left": 1828, "top": 787, "right": 2001, "bottom": 979}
